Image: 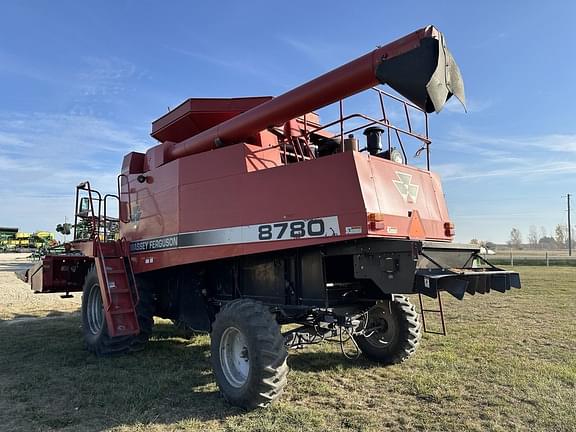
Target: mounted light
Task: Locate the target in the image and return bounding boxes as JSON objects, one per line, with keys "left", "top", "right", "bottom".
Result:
{"left": 381, "top": 147, "right": 405, "bottom": 164}
{"left": 444, "top": 221, "right": 455, "bottom": 237}
{"left": 368, "top": 213, "right": 386, "bottom": 230}
{"left": 368, "top": 213, "right": 386, "bottom": 222}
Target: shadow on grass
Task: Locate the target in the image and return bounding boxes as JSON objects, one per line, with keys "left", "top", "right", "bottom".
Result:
{"left": 0, "top": 261, "right": 34, "bottom": 273}
{"left": 0, "top": 310, "right": 80, "bottom": 325}
{"left": 288, "top": 349, "right": 378, "bottom": 373}
{"left": 0, "top": 316, "right": 243, "bottom": 431}
{"left": 0, "top": 315, "right": 378, "bottom": 431}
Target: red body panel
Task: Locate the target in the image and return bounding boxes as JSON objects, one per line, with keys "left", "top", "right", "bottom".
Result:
{"left": 120, "top": 145, "right": 452, "bottom": 274}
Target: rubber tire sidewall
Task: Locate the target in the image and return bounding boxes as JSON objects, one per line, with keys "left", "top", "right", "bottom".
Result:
{"left": 210, "top": 300, "right": 288, "bottom": 409}
{"left": 354, "top": 296, "right": 421, "bottom": 364}
{"left": 81, "top": 268, "right": 109, "bottom": 348}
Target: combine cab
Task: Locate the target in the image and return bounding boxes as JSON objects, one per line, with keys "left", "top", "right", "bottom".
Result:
{"left": 27, "top": 25, "right": 520, "bottom": 409}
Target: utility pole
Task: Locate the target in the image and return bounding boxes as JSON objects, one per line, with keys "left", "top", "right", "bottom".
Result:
{"left": 568, "top": 193, "right": 572, "bottom": 257}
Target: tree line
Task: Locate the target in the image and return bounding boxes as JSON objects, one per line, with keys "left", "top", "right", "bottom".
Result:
{"left": 470, "top": 224, "right": 573, "bottom": 249}
{"left": 507, "top": 224, "right": 573, "bottom": 249}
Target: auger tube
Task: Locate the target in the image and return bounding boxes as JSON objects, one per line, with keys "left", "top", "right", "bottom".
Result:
{"left": 162, "top": 25, "right": 465, "bottom": 164}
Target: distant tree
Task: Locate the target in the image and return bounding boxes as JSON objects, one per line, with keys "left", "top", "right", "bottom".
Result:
{"left": 56, "top": 223, "right": 72, "bottom": 236}
{"left": 539, "top": 226, "right": 547, "bottom": 242}
{"left": 555, "top": 224, "right": 567, "bottom": 249}
{"left": 538, "top": 236, "right": 558, "bottom": 250}
{"left": 527, "top": 225, "right": 538, "bottom": 249}
{"left": 470, "top": 238, "right": 479, "bottom": 245}
{"left": 508, "top": 228, "right": 522, "bottom": 248}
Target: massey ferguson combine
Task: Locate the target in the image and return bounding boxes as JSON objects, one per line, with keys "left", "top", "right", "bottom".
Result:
{"left": 25, "top": 25, "right": 520, "bottom": 409}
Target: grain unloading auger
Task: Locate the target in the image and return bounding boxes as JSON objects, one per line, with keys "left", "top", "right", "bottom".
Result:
{"left": 24, "top": 25, "right": 519, "bottom": 410}
{"left": 154, "top": 25, "right": 465, "bottom": 165}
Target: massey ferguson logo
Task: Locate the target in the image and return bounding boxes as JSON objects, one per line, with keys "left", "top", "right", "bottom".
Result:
{"left": 393, "top": 172, "right": 419, "bottom": 203}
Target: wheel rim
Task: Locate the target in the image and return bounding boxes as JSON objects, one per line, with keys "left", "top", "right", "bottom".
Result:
{"left": 86, "top": 283, "right": 104, "bottom": 335}
{"left": 363, "top": 303, "right": 398, "bottom": 347}
{"left": 220, "top": 327, "right": 250, "bottom": 388}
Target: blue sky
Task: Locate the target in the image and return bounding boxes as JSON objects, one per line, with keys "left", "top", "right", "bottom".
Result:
{"left": 0, "top": 1, "right": 575, "bottom": 243}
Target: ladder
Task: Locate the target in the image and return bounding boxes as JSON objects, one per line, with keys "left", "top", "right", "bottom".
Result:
{"left": 74, "top": 180, "right": 139, "bottom": 337}
{"left": 417, "top": 292, "right": 447, "bottom": 336}
{"left": 95, "top": 238, "right": 140, "bottom": 338}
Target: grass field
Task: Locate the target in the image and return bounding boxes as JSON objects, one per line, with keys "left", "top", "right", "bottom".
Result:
{"left": 0, "top": 261, "right": 574, "bottom": 431}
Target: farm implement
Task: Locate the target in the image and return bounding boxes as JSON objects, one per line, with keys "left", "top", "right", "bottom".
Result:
{"left": 24, "top": 25, "right": 520, "bottom": 409}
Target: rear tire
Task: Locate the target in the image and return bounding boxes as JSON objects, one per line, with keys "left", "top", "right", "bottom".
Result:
{"left": 211, "top": 299, "right": 289, "bottom": 410}
{"left": 81, "top": 267, "right": 155, "bottom": 356}
{"left": 354, "top": 295, "right": 421, "bottom": 364}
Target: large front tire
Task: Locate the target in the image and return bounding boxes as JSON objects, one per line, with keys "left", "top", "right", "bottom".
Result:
{"left": 354, "top": 295, "right": 422, "bottom": 364}
{"left": 81, "top": 268, "right": 155, "bottom": 355}
{"left": 211, "top": 299, "right": 288, "bottom": 410}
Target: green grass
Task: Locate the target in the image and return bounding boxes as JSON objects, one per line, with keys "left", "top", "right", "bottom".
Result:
{"left": 0, "top": 267, "right": 575, "bottom": 431}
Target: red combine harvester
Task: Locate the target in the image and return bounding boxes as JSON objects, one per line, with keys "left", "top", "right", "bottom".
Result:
{"left": 26, "top": 25, "right": 520, "bottom": 409}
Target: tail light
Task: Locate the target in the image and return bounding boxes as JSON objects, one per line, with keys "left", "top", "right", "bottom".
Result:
{"left": 444, "top": 221, "right": 455, "bottom": 237}
{"left": 367, "top": 213, "right": 386, "bottom": 230}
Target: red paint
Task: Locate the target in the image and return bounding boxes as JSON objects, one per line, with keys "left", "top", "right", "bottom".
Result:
{"left": 119, "top": 144, "right": 453, "bottom": 274}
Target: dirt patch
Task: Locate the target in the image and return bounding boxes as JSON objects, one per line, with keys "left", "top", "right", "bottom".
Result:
{"left": 0, "top": 253, "right": 81, "bottom": 321}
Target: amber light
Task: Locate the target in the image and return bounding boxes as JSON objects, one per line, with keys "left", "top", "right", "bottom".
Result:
{"left": 367, "top": 213, "right": 386, "bottom": 230}
{"left": 444, "top": 221, "right": 455, "bottom": 237}
{"left": 367, "top": 212, "right": 386, "bottom": 222}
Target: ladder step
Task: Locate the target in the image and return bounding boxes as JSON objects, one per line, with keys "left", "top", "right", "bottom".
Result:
{"left": 110, "top": 289, "right": 130, "bottom": 294}
{"left": 106, "top": 269, "right": 126, "bottom": 275}
{"left": 106, "top": 279, "right": 128, "bottom": 290}
{"left": 114, "top": 327, "right": 139, "bottom": 336}
{"left": 104, "top": 257, "right": 125, "bottom": 264}
{"left": 95, "top": 239, "right": 139, "bottom": 337}
{"left": 418, "top": 292, "right": 447, "bottom": 336}
{"left": 110, "top": 308, "right": 136, "bottom": 315}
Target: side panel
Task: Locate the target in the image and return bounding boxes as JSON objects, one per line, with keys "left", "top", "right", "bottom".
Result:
{"left": 121, "top": 160, "right": 179, "bottom": 241}
{"left": 121, "top": 145, "right": 453, "bottom": 274}
{"left": 127, "top": 148, "right": 369, "bottom": 273}
{"left": 354, "top": 152, "right": 450, "bottom": 240}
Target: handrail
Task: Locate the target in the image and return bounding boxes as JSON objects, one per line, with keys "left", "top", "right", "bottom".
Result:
{"left": 95, "top": 240, "right": 114, "bottom": 312}
{"left": 75, "top": 181, "right": 102, "bottom": 241}
{"left": 370, "top": 87, "right": 427, "bottom": 113}
{"left": 294, "top": 87, "right": 431, "bottom": 168}
{"left": 102, "top": 194, "right": 120, "bottom": 241}
{"left": 117, "top": 174, "right": 132, "bottom": 223}
{"left": 121, "top": 237, "right": 139, "bottom": 305}
{"left": 302, "top": 109, "right": 430, "bottom": 146}
{"left": 75, "top": 181, "right": 114, "bottom": 309}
